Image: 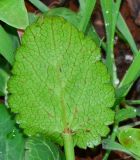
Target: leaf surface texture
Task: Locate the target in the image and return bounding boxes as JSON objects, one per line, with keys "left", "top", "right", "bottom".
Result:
{"left": 8, "top": 16, "right": 115, "bottom": 148}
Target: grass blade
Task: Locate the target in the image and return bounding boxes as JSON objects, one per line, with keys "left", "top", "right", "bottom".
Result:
{"left": 126, "top": 100, "right": 140, "bottom": 105}
{"left": 116, "top": 53, "right": 140, "bottom": 100}
{"left": 78, "top": 0, "right": 96, "bottom": 32}
{"left": 86, "top": 25, "right": 106, "bottom": 49}
{"left": 100, "top": 0, "right": 121, "bottom": 87}
{"left": 117, "top": 13, "right": 138, "bottom": 55}
{"left": 28, "top": 0, "right": 49, "bottom": 12}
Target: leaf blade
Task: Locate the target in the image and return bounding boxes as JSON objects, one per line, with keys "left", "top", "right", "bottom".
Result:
{"left": 0, "top": 0, "right": 29, "bottom": 29}
{"left": 118, "top": 128, "right": 140, "bottom": 157}
{"left": 0, "top": 26, "right": 16, "bottom": 65}
{"left": 8, "top": 16, "right": 115, "bottom": 149}
{"left": 0, "top": 104, "right": 25, "bottom": 160}
{"left": 25, "top": 136, "right": 65, "bottom": 160}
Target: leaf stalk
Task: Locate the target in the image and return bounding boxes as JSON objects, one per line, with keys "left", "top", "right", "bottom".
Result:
{"left": 63, "top": 133, "right": 75, "bottom": 160}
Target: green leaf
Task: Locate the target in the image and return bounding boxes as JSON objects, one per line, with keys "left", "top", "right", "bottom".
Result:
{"left": 126, "top": 100, "right": 140, "bottom": 105}
{"left": 115, "top": 107, "right": 137, "bottom": 123}
{"left": 8, "top": 16, "right": 115, "bottom": 149}
{"left": 86, "top": 24, "right": 106, "bottom": 50}
{"left": 0, "top": 26, "right": 16, "bottom": 65}
{"left": 28, "top": 13, "right": 39, "bottom": 24}
{"left": 0, "top": 104, "right": 64, "bottom": 160}
{"left": 117, "top": 14, "right": 138, "bottom": 55}
{"left": 4, "top": 24, "right": 20, "bottom": 50}
{"left": 0, "top": 0, "right": 29, "bottom": 29}
{"left": 28, "top": 0, "right": 49, "bottom": 13}
{"left": 86, "top": 24, "right": 102, "bottom": 47}
{"left": 78, "top": 0, "right": 96, "bottom": 32}
{"left": 25, "top": 136, "right": 65, "bottom": 160}
{"left": 116, "top": 52, "right": 140, "bottom": 100}
{"left": 46, "top": 8, "right": 80, "bottom": 28}
{"left": 100, "top": 0, "right": 121, "bottom": 86}
{"left": 136, "top": 107, "right": 140, "bottom": 116}
{"left": 103, "top": 139, "right": 140, "bottom": 160}
{"left": 118, "top": 128, "right": 140, "bottom": 158}
{"left": 0, "top": 104, "right": 25, "bottom": 160}
{"left": 0, "top": 69, "right": 9, "bottom": 96}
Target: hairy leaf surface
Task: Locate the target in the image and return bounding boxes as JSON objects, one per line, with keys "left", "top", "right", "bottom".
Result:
{"left": 8, "top": 16, "right": 115, "bottom": 148}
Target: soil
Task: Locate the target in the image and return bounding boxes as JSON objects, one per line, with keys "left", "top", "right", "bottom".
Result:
{"left": 18, "top": 0, "right": 140, "bottom": 159}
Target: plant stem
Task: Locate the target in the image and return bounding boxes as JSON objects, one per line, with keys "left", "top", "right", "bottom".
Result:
{"left": 63, "top": 133, "right": 75, "bottom": 160}
{"left": 103, "top": 125, "right": 118, "bottom": 160}
{"left": 103, "top": 105, "right": 119, "bottom": 160}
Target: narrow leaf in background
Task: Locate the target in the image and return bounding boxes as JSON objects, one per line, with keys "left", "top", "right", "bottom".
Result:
{"left": 117, "top": 13, "right": 138, "bottom": 55}
{"left": 86, "top": 25, "right": 106, "bottom": 50}
{"left": 0, "top": 69, "right": 9, "bottom": 96}
{"left": 126, "top": 100, "right": 140, "bottom": 105}
{"left": 0, "top": 0, "right": 29, "bottom": 29}
{"left": 116, "top": 52, "right": 140, "bottom": 100}
{"left": 28, "top": 0, "right": 49, "bottom": 13}
{"left": 28, "top": 12, "right": 39, "bottom": 24}
{"left": 25, "top": 137, "right": 65, "bottom": 160}
{"left": 78, "top": 0, "right": 96, "bottom": 32}
{"left": 100, "top": 0, "right": 121, "bottom": 86}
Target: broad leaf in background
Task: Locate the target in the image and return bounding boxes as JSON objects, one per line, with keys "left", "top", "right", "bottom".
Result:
{"left": 115, "top": 107, "right": 137, "bottom": 123}
{"left": 0, "top": 26, "right": 16, "bottom": 65}
{"left": 118, "top": 127, "right": 140, "bottom": 158}
{"left": 25, "top": 137, "right": 65, "bottom": 160}
{"left": 46, "top": 7, "right": 80, "bottom": 28}
{"left": 103, "top": 139, "right": 140, "bottom": 160}
{"left": 0, "top": 104, "right": 25, "bottom": 160}
{"left": 0, "top": 104, "right": 64, "bottom": 160}
{"left": 0, "top": 0, "right": 29, "bottom": 29}
{"left": 3, "top": 24, "right": 20, "bottom": 50}
{"left": 8, "top": 16, "right": 115, "bottom": 149}
{"left": 0, "top": 69, "right": 9, "bottom": 96}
